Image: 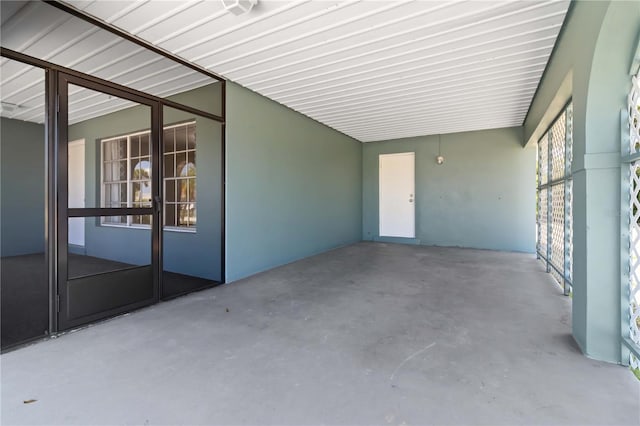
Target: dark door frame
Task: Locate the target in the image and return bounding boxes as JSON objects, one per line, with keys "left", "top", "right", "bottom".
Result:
{"left": 57, "top": 72, "right": 162, "bottom": 330}
{"left": 0, "top": 47, "right": 226, "bottom": 346}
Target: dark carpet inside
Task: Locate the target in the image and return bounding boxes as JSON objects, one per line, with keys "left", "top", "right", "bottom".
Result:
{"left": 1, "top": 253, "right": 218, "bottom": 349}
{"left": 1, "top": 254, "right": 49, "bottom": 349}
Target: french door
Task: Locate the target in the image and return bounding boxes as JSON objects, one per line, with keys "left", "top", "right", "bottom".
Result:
{"left": 57, "top": 73, "right": 161, "bottom": 330}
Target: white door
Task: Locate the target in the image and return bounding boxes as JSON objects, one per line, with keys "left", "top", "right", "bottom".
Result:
{"left": 68, "top": 139, "right": 85, "bottom": 247}
{"left": 379, "top": 152, "right": 415, "bottom": 238}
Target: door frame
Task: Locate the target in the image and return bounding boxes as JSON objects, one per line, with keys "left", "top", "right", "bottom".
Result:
{"left": 378, "top": 151, "right": 416, "bottom": 239}
{"left": 0, "top": 47, "right": 226, "bottom": 345}
{"left": 57, "top": 72, "right": 162, "bottom": 331}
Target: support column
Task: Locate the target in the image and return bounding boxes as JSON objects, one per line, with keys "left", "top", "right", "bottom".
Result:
{"left": 572, "top": 154, "right": 621, "bottom": 362}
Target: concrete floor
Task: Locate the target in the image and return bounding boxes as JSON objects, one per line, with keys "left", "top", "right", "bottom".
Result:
{"left": 1, "top": 242, "right": 639, "bottom": 425}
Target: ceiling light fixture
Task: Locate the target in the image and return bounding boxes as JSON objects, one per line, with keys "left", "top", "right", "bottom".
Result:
{"left": 0, "top": 102, "right": 26, "bottom": 114}
{"left": 221, "top": 0, "right": 258, "bottom": 16}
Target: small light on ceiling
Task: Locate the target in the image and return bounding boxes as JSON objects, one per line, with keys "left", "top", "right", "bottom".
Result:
{"left": 0, "top": 102, "right": 25, "bottom": 114}
{"left": 221, "top": 0, "right": 258, "bottom": 15}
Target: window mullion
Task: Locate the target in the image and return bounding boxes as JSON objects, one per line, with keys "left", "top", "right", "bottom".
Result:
{"left": 563, "top": 106, "right": 573, "bottom": 295}
{"left": 546, "top": 131, "right": 552, "bottom": 273}
{"left": 127, "top": 135, "right": 132, "bottom": 226}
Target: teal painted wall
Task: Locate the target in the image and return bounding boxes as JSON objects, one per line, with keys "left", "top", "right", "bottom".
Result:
{"left": 68, "top": 83, "right": 223, "bottom": 281}
{"left": 0, "top": 117, "right": 45, "bottom": 257}
{"left": 225, "top": 82, "right": 363, "bottom": 282}
{"left": 525, "top": 0, "right": 640, "bottom": 363}
{"left": 363, "top": 127, "right": 535, "bottom": 253}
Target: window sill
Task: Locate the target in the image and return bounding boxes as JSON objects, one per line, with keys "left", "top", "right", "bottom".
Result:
{"left": 99, "top": 223, "right": 197, "bottom": 233}
{"left": 164, "top": 226, "right": 197, "bottom": 234}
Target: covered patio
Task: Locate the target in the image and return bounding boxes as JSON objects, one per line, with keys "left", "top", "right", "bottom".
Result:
{"left": 2, "top": 243, "right": 637, "bottom": 425}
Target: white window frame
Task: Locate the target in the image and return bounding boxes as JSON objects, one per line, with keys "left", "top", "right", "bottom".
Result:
{"left": 163, "top": 121, "right": 197, "bottom": 231}
{"left": 99, "top": 121, "right": 197, "bottom": 232}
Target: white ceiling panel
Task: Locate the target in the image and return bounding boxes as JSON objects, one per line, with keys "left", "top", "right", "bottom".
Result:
{"left": 244, "top": 19, "right": 561, "bottom": 90}
{"left": 280, "top": 62, "right": 547, "bottom": 108}
{"left": 1, "top": 0, "right": 569, "bottom": 142}
{"left": 230, "top": 2, "right": 556, "bottom": 82}
{"left": 213, "top": 2, "right": 502, "bottom": 74}
{"left": 144, "top": 2, "right": 307, "bottom": 54}
{"left": 0, "top": 1, "right": 220, "bottom": 124}
{"left": 0, "top": 1, "right": 24, "bottom": 26}
{"left": 135, "top": 3, "right": 228, "bottom": 44}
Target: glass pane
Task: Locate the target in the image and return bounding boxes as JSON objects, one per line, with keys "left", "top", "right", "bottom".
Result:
{"left": 104, "top": 162, "right": 112, "bottom": 182}
{"left": 187, "top": 123, "right": 196, "bottom": 150}
{"left": 189, "top": 203, "right": 197, "bottom": 227}
{"left": 165, "top": 203, "right": 176, "bottom": 227}
{"left": 133, "top": 181, "right": 152, "bottom": 204}
{"left": 103, "top": 141, "right": 113, "bottom": 161}
{"left": 178, "top": 203, "right": 196, "bottom": 227}
{"left": 164, "top": 154, "right": 175, "bottom": 178}
{"left": 164, "top": 128, "right": 175, "bottom": 154}
{"left": 161, "top": 106, "right": 222, "bottom": 299}
{"left": 66, "top": 216, "right": 153, "bottom": 322}
{"left": 165, "top": 180, "right": 177, "bottom": 203}
{"left": 175, "top": 125, "right": 187, "bottom": 152}
{"left": 0, "top": 59, "right": 48, "bottom": 348}
{"left": 104, "top": 183, "right": 128, "bottom": 208}
{"left": 132, "top": 158, "right": 151, "bottom": 182}
{"left": 68, "top": 216, "right": 151, "bottom": 280}
{"left": 68, "top": 84, "right": 151, "bottom": 209}
{"left": 103, "top": 139, "right": 127, "bottom": 162}
{"left": 140, "top": 134, "right": 150, "bottom": 156}
{"left": 132, "top": 214, "right": 152, "bottom": 226}
{"left": 131, "top": 135, "right": 140, "bottom": 157}
{"left": 102, "top": 214, "right": 127, "bottom": 225}
{"left": 110, "top": 160, "right": 127, "bottom": 181}
{"left": 177, "top": 179, "right": 188, "bottom": 202}
{"left": 187, "top": 178, "right": 196, "bottom": 203}
{"left": 171, "top": 82, "right": 223, "bottom": 118}
{"left": 176, "top": 152, "right": 187, "bottom": 176}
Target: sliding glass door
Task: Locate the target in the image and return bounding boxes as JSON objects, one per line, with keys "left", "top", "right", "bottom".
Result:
{"left": 57, "top": 73, "right": 161, "bottom": 330}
